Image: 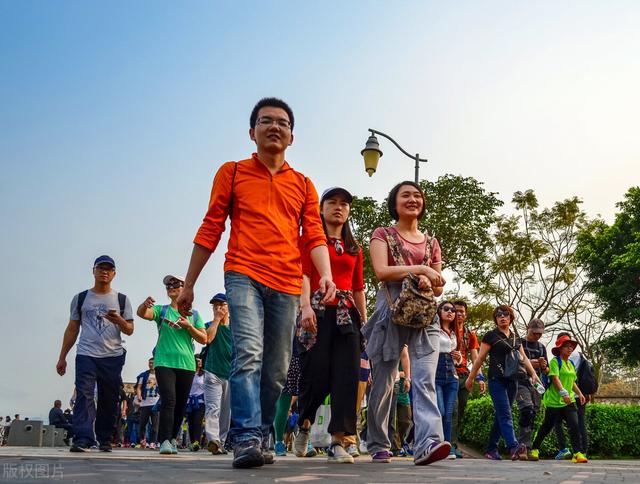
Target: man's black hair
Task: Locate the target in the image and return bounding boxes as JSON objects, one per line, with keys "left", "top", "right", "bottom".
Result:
{"left": 250, "top": 97, "right": 295, "bottom": 131}
{"left": 387, "top": 181, "right": 426, "bottom": 221}
{"left": 453, "top": 300, "right": 468, "bottom": 310}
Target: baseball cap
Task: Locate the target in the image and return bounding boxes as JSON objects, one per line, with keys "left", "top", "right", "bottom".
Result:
{"left": 94, "top": 255, "right": 116, "bottom": 268}
{"left": 527, "top": 318, "right": 545, "bottom": 334}
{"left": 320, "top": 187, "right": 353, "bottom": 205}
{"left": 209, "top": 293, "right": 227, "bottom": 304}
{"left": 162, "top": 274, "right": 185, "bottom": 285}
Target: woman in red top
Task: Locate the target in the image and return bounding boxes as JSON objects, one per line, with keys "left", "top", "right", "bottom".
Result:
{"left": 294, "top": 187, "right": 366, "bottom": 464}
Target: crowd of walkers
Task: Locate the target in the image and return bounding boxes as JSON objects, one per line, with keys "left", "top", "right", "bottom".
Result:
{"left": 53, "top": 97, "right": 595, "bottom": 468}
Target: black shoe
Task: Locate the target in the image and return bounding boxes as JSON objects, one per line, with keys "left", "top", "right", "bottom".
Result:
{"left": 99, "top": 443, "right": 113, "bottom": 452}
{"left": 70, "top": 443, "right": 90, "bottom": 453}
{"left": 233, "top": 441, "right": 264, "bottom": 469}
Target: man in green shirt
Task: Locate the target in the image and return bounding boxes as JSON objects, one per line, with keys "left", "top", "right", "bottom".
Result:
{"left": 203, "top": 293, "right": 232, "bottom": 455}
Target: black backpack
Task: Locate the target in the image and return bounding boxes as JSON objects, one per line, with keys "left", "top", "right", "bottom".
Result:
{"left": 577, "top": 355, "right": 598, "bottom": 395}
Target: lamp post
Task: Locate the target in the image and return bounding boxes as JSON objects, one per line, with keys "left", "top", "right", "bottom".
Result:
{"left": 360, "top": 129, "right": 428, "bottom": 183}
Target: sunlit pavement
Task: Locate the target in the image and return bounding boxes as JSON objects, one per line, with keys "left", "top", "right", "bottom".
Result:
{"left": 1, "top": 447, "right": 639, "bottom": 483}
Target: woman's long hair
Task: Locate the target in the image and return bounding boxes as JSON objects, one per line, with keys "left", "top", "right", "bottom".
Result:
{"left": 321, "top": 215, "right": 360, "bottom": 256}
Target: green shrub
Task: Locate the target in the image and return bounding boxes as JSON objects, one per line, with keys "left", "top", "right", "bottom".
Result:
{"left": 459, "top": 396, "right": 640, "bottom": 458}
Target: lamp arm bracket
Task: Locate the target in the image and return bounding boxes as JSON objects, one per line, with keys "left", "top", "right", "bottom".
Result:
{"left": 368, "top": 128, "right": 428, "bottom": 163}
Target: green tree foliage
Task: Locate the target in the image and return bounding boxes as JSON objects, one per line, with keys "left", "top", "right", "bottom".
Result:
{"left": 576, "top": 187, "right": 640, "bottom": 365}
{"left": 349, "top": 175, "right": 503, "bottom": 314}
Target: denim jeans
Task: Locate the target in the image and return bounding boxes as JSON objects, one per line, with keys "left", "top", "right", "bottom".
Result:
{"left": 435, "top": 353, "right": 459, "bottom": 443}
{"left": 73, "top": 352, "right": 125, "bottom": 446}
{"left": 224, "top": 271, "right": 298, "bottom": 445}
{"left": 487, "top": 376, "right": 519, "bottom": 452}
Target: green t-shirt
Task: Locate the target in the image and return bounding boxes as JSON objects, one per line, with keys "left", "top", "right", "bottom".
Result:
{"left": 203, "top": 322, "right": 232, "bottom": 380}
{"left": 397, "top": 363, "right": 410, "bottom": 405}
{"left": 543, "top": 356, "right": 577, "bottom": 408}
{"left": 152, "top": 305, "right": 205, "bottom": 372}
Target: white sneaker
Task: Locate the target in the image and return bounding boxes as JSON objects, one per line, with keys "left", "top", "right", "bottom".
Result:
{"left": 345, "top": 444, "right": 360, "bottom": 457}
{"left": 328, "top": 443, "right": 355, "bottom": 463}
{"left": 359, "top": 441, "right": 368, "bottom": 454}
{"left": 293, "top": 429, "right": 311, "bottom": 457}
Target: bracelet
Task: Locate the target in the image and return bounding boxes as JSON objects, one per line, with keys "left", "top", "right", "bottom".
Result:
{"left": 559, "top": 389, "right": 569, "bottom": 397}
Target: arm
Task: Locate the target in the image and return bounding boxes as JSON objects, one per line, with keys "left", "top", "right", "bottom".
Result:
{"left": 466, "top": 342, "right": 490, "bottom": 392}
{"left": 309, "top": 245, "right": 336, "bottom": 303}
{"left": 572, "top": 382, "right": 586, "bottom": 405}
{"left": 353, "top": 290, "right": 367, "bottom": 324}
{"left": 56, "top": 320, "right": 80, "bottom": 376}
{"left": 400, "top": 345, "right": 411, "bottom": 391}
{"left": 519, "top": 346, "right": 539, "bottom": 383}
{"left": 186, "top": 323, "right": 207, "bottom": 345}
{"left": 206, "top": 320, "right": 220, "bottom": 345}
{"left": 370, "top": 238, "right": 437, "bottom": 282}
{"left": 178, "top": 244, "right": 213, "bottom": 316}
{"left": 104, "top": 311, "right": 134, "bottom": 336}
{"left": 137, "top": 297, "right": 156, "bottom": 320}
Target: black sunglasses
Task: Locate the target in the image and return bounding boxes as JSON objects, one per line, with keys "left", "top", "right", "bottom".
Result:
{"left": 496, "top": 310, "right": 511, "bottom": 318}
{"left": 441, "top": 306, "right": 456, "bottom": 313}
{"left": 165, "top": 281, "right": 184, "bottom": 289}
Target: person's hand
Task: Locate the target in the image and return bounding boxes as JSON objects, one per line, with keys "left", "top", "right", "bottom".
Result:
{"left": 403, "top": 378, "right": 411, "bottom": 392}
{"left": 563, "top": 395, "right": 572, "bottom": 405}
{"left": 417, "top": 274, "right": 432, "bottom": 290}
{"left": 451, "top": 350, "right": 462, "bottom": 363}
{"left": 143, "top": 296, "right": 155, "bottom": 309}
{"left": 300, "top": 305, "right": 317, "bottom": 333}
{"left": 56, "top": 358, "right": 67, "bottom": 376}
{"left": 318, "top": 277, "right": 336, "bottom": 303}
{"left": 177, "top": 287, "right": 194, "bottom": 316}
{"left": 422, "top": 266, "right": 445, "bottom": 287}
{"left": 368, "top": 374, "right": 373, "bottom": 385}
{"left": 578, "top": 393, "right": 586, "bottom": 405}
{"left": 479, "top": 380, "right": 486, "bottom": 394}
{"left": 176, "top": 316, "right": 192, "bottom": 329}
{"left": 465, "top": 376, "right": 473, "bottom": 392}
{"left": 531, "top": 375, "right": 540, "bottom": 387}
{"left": 103, "top": 309, "right": 122, "bottom": 325}
{"left": 538, "top": 357, "right": 547, "bottom": 370}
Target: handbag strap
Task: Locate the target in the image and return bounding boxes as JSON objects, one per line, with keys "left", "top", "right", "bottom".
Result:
{"left": 383, "top": 227, "right": 433, "bottom": 267}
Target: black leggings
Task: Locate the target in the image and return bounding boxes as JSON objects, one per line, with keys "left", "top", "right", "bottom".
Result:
{"left": 298, "top": 306, "right": 361, "bottom": 436}
{"left": 187, "top": 405, "right": 205, "bottom": 445}
{"left": 533, "top": 404, "right": 583, "bottom": 454}
{"left": 155, "top": 367, "right": 195, "bottom": 443}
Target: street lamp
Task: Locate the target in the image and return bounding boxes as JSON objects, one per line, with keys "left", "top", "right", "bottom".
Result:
{"left": 360, "top": 129, "right": 429, "bottom": 183}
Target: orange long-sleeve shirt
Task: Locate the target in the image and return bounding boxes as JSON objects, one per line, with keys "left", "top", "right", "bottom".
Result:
{"left": 194, "top": 153, "right": 327, "bottom": 295}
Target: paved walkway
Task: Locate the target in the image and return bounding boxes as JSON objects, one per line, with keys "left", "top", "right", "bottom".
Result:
{"left": 1, "top": 447, "right": 638, "bottom": 483}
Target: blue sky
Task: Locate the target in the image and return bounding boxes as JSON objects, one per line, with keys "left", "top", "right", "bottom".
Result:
{"left": 2, "top": 1, "right": 639, "bottom": 417}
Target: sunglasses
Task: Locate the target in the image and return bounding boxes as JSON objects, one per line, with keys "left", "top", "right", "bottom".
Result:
{"left": 496, "top": 310, "right": 511, "bottom": 318}
{"left": 334, "top": 238, "right": 344, "bottom": 256}
{"left": 165, "top": 281, "right": 184, "bottom": 290}
{"left": 441, "top": 306, "right": 456, "bottom": 313}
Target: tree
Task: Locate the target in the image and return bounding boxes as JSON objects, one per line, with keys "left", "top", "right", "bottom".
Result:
{"left": 576, "top": 186, "right": 640, "bottom": 365}
{"left": 349, "top": 175, "right": 503, "bottom": 314}
{"left": 475, "top": 190, "right": 592, "bottom": 334}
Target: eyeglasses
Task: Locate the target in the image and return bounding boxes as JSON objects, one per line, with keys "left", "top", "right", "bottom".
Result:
{"left": 441, "top": 306, "right": 456, "bottom": 313}
{"left": 496, "top": 310, "right": 511, "bottom": 318}
{"left": 333, "top": 238, "right": 344, "bottom": 256}
{"left": 256, "top": 116, "right": 291, "bottom": 129}
{"left": 94, "top": 265, "right": 115, "bottom": 273}
{"left": 165, "top": 281, "right": 184, "bottom": 290}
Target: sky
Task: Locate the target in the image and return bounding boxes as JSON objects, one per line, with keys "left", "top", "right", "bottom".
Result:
{"left": 1, "top": 1, "right": 639, "bottom": 418}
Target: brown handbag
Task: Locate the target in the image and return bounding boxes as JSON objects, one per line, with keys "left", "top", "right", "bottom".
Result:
{"left": 382, "top": 228, "right": 438, "bottom": 329}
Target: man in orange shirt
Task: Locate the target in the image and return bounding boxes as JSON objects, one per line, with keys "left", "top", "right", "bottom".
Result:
{"left": 177, "top": 98, "right": 335, "bottom": 469}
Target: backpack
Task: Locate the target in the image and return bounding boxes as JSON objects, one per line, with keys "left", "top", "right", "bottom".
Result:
{"left": 76, "top": 290, "right": 126, "bottom": 319}
{"left": 541, "top": 355, "right": 563, "bottom": 389}
{"left": 576, "top": 355, "right": 599, "bottom": 395}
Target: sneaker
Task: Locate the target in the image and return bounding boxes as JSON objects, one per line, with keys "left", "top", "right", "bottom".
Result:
{"left": 510, "top": 443, "right": 526, "bottom": 461}
{"left": 345, "top": 444, "right": 359, "bottom": 457}
{"left": 359, "top": 441, "right": 368, "bottom": 455}
{"left": 232, "top": 441, "right": 264, "bottom": 469}
{"left": 98, "top": 443, "right": 112, "bottom": 452}
{"left": 518, "top": 446, "right": 528, "bottom": 461}
{"left": 208, "top": 439, "right": 222, "bottom": 455}
{"left": 306, "top": 442, "right": 317, "bottom": 458}
{"left": 148, "top": 442, "right": 156, "bottom": 450}
{"left": 139, "top": 440, "right": 147, "bottom": 449}
{"left": 190, "top": 441, "right": 200, "bottom": 452}
{"left": 371, "top": 450, "right": 393, "bottom": 463}
{"left": 170, "top": 438, "right": 178, "bottom": 455}
{"left": 484, "top": 450, "right": 502, "bottom": 460}
{"left": 555, "top": 448, "right": 571, "bottom": 460}
{"left": 402, "top": 442, "right": 414, "bottom": 457}
{"left": 454, "top": 448, "right": 463, "bottom": 459}
{"left": 572, "top": 452, "right": 588, "bottom": 463}
{"left": 529, "top": 449, "right": 539, "bottom": 461}
{"left": 261, "top": 441, "right": 275, "bottom": 465}
{"left": 294, "top": 428, "right": 311, "bottom": 457}
{"left": 275, "top": 441, "right": 287, "bottom": 456}
{"left": 327, "top": 443, "right": 355, "bottom": 463}
{"left": 70, "top": 443, "right": 90, "bottom": 453}
{"left": 415, "top": 441, "right": 451, "bottom": 466}
{"left": 159, "top": 440, "right": 173, "bottom": 455}
{"left": 447, "top": 448, "right": 457, "bottom": 460}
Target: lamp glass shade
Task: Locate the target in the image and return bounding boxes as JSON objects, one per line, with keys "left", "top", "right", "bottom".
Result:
{"left": 363, "top": 149, "right": 380, "bottom": 177}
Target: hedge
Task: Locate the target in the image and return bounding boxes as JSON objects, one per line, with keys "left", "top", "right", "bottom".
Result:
{"left": 459, "top": 396, "right": 640, "bottom": 458}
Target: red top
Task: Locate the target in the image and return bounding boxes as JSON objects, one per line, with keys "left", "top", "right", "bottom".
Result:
{"left": 455, "top": 325, "right": 480, "bottom": 374}
{"left": 194, "top": 154, "right": 327, "bottom": 295}
{"left": 302, "top": 237, "right": 365, "bottom": 306}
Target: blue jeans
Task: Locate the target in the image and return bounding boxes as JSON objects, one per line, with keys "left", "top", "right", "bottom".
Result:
{"left": 487, "top": 376, "right": 519, "bottom": 452}
{"left": 224, "top": 271, "right": 298, "bottom": 445}
{"left": 73, "top": 352, "right": 126, "bottom": 446}
{"left": 435, "top": 354, "right": 458, "bottom": 443}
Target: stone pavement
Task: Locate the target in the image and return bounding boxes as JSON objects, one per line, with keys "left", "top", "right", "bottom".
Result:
{"left": 0, "top": 447, "right": 639, "bottom": 483}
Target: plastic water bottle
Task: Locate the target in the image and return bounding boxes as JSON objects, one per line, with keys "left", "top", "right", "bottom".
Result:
{"left": 533, "top": 380, "right": 546, "bottom": 394}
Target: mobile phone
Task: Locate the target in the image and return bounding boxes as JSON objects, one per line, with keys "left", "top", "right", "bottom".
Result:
{"left": 163, "top": 318, "right": 179, "bottom": 328}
